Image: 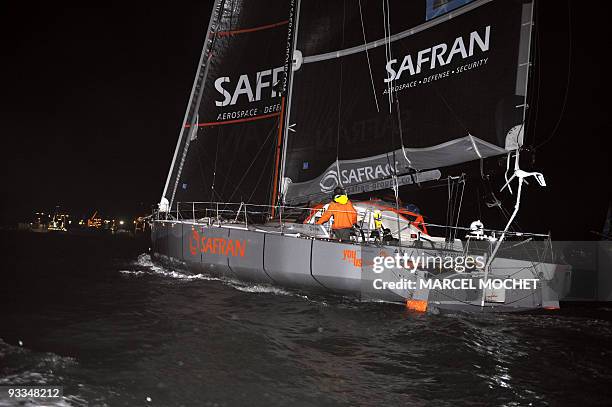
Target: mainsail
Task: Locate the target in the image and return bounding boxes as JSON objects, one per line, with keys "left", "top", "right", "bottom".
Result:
{"left": 162, "top": 0, "right": 294, "bottom": 208}
{"left": 281, "top": 0, "right": 533, "bottom": 204}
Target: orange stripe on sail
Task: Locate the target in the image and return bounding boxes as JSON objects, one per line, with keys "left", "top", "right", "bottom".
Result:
{"left": 185, "top": 112, "right": 281, "bottom": 128}
{"left": 216, "top": 20, "right": 289, "bottom": 37}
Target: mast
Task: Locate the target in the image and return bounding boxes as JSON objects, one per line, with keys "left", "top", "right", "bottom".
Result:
{"left": 270, "top": 96, "right": 286, "bottom": 218}
{"left": 160, "top": 0, "right": 223, "bottom": 207}
{"left": 276, "top": 0, "right": 302, "bottom": 207}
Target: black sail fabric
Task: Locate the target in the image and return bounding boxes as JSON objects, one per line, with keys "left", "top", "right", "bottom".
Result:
{"left": 163, "top": 0, "right": 294, "bottom": 208}
{"left": 283, "top": 0, "right": 533, "bottom": 204}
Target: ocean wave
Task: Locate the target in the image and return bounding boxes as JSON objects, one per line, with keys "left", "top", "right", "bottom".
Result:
{"left": 118, "top": 253, "right": 219, "bottom": 281}
{"left": 227, "top": 282, "right": 294, "bottom": 296}
{"left": 0, "top": 338, "right": 79, "bottom": 406}
{"left": 119, "top": 269, "right": 217, "bottom": 281}
{"left": 120, "top": 254, "right": 315, "bottom": 302}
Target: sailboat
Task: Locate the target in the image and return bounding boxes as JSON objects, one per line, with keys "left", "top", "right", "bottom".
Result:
{"left": 151, "top": 0, "right": 571, "bottom": 312}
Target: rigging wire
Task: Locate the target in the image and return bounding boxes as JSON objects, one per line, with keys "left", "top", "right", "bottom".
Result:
{"left": 445, "top": 175, "right": 466, "bottom": 243}
{"left": 335, "top": 0, "right": 346, "bottom": 181}
{"left": 476, "top": 187, "right": 482, "bottom": 220}
{"left": 385, "top": 0, "right": 392, "bottom": 111}
{"left": 454, "top": 176, "right": 465, "bottom": 241}
{"left": 246, "top": 138, "right": 277, "bottom": 204}
{"left": 210, "top": 125, "right": 221, "bottom": 201}
{"left": 382, "top": 0, "right": 392, "bottom": 112}
{"left": 225, "top": 118, "right": 280, "bottom": 203}
{"left": 480, "top": 172, "right": 518, "bottom": 233}
{"left": 385, "top": 0, "right": 392, "bottom": 68}
{"left": 405, "top": 30, "right": 474, "bottom": 139}
{"left": 358, "top": 0, "right": 379, "bottom": 112}
{"left": 382, "top": 0, "right": 403, "bottom": 244}
{"left": 431, "top": 87, "right": 472, "bottom": 136}
{"left": 195, "top": 135, "right": 246, "bottom": 200}
{"left": 387, "top": 0, "right": 414, "bottom": 178}
{"left": 527, "top": 2, "right": 542, "bottom": 147}
{"left": 218, "top": 130, "right": 236, "bottom": 199}
{"left": 395, "top": 97, "right": 415, "bottom": 173}
{"left": 195, "top": 144, "right": 212, "bottom": 201}
{"left": 380, "top": 0, "right": 396, "bottom": 178}
{"left": 446, "top": 178, "right": 453, "bottom": 241}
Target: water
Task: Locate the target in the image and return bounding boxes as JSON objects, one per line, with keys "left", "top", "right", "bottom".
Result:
{"left": 1, "top": 231, "right": 611, "bottom": 406}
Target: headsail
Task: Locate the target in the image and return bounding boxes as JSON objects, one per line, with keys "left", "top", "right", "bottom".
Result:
{"left": 282, "top": 0, "right": 533, "bottom": 204}
{"left": 162, "top": 0, "right": 294, "bottom": 209}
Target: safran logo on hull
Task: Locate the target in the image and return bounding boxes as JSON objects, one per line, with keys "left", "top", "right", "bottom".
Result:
{"left": 189, "top": 229, "right": 246, "bottom": 257}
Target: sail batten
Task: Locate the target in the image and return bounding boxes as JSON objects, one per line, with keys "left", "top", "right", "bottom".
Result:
{"left": 184, "top": 112, "right": 281, "bottom": 128}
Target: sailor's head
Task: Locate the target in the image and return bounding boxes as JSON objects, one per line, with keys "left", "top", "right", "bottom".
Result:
{"left": 333, "top": 186, "right": 348, "bottom": 204}
{"left": 373, "top": 210, "right": 382, "bottom": 220}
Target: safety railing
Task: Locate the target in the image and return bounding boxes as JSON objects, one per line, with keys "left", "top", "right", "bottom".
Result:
{"left": 153, "top": 201, "right": 550, "bottom": 240}
{"left": 151, "top": 200, "right": 555, "bottom": 265}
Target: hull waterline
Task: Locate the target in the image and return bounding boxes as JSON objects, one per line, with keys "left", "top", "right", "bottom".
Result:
{"left": 151, "top": 220, "right": 571, "bottom": 313}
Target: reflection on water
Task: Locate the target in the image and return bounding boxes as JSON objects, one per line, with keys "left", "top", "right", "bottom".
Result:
{"left": 1, "top": 232, "right": 611, "bottom": 406}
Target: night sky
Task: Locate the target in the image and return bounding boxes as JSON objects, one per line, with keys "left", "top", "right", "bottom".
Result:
{"left": 0, "top": 1, "right": 609, "bottom": 238}
{"left": 0, "top": 1, "right": 214, "bottom": 223}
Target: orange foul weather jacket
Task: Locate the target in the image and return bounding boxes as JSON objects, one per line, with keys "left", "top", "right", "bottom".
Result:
{"left": 316, "top": 201, "right": 358, "bottom": 230}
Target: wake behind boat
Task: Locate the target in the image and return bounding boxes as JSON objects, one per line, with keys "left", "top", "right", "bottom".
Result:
{"left": 151, "top": 0, "right": 571, "bottom": 313}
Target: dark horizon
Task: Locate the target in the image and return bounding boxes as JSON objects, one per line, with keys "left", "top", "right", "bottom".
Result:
{"left": 0, "top": 1, "right": 609, "bottom": 238}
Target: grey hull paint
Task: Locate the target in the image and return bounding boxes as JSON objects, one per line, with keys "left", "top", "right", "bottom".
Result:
{"left": 227, "top": 228, "right": 273, "bottom": 283}
{"left": 152, "top": 220, "right": 568, "bottom": 312}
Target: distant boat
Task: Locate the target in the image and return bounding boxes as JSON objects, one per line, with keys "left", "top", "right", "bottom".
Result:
{"left": 151, "top": 0, "right": 571, "bottom": 313}
{"left": 48, "top": 207, "right": 69, "bottom": 232}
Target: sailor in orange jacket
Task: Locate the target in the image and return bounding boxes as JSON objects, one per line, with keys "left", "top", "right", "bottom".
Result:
{"left": 317, "top": 186, "right": 357, "bottom": 241}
